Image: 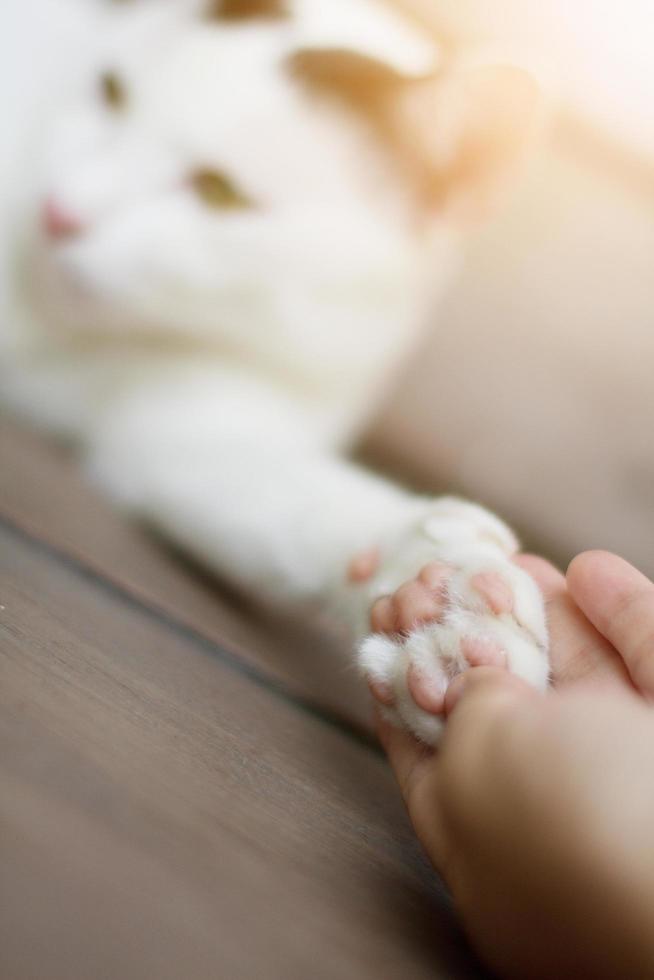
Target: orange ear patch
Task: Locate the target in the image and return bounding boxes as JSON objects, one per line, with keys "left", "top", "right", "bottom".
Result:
{"left": 287, "top": 47, "right": 443, "bottom": 211}
{"left": 289, "top": 47, "right": 542, "bottom": 219}
{"left": 207, "top": 0, "right": 290, "bottom": 20}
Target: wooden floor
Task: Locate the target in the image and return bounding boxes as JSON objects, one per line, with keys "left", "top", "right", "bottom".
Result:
{"left": 0, "top": 419, "right": 488, "bottom": 980}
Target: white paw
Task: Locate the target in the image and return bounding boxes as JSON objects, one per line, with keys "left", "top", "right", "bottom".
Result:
{"left": 355, "top": 499, "right": 550, "bottom": 745}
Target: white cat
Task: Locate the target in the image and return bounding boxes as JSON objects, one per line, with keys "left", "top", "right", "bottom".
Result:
{"left": 0, "top": 0, "right": 549, "bottom": 744}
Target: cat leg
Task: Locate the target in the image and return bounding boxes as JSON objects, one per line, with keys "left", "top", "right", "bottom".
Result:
{"left": 84, "top": 366, "right": 427, "bottom": 609}
{"left": 86, "top": 369, "right": 549, "bottom": 744}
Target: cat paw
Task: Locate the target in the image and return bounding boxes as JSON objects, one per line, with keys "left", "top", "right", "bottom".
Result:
{"left": 358, "top": 544, "right": 549, "bottom": 745}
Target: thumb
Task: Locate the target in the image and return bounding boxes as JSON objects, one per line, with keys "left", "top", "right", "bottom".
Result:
{"left": 445, "top": 666, "right": 537, "bottom": 719}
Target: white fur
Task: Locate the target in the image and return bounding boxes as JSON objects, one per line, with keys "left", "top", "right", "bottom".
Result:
{"left": 358, "top": 499, "right": 549, "bottom": 744}
{"left": 0, "top": 0, "right": 547, "bottom": 743}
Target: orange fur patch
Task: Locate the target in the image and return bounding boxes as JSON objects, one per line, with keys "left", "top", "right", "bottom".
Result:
{"left": 208, "top": 0, "right": 290, "bottom": 21}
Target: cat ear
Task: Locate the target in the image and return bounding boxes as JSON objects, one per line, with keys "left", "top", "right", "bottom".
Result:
{"left": 395, "top": 65, "right": 544, "bottom": 219}
{"left": 288, "top": 49, "right": 542, "bottom": 220}
{"left": 205, "top": 0, "right": 290, "bottom": 20}
{"left": 288, "top": 48, "right": 411, "bottom": 107}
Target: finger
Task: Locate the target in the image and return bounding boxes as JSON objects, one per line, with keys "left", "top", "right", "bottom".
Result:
{"left": 517, "top": 554, "right": 629, "bottom": 691}
{"left": 374, "top": 709, "right": 448, "bottom": 869}
{"left": 514, "top": 554, "right": 566, "bottom": 599}
{"left": 568, "top": 551, "right": 654, "bottom": 698}
{"left": 375, "top": 709, "right": 434, "bottom": 800}
{"left": 445, "top": 666, "right": 534, "bottom": 718}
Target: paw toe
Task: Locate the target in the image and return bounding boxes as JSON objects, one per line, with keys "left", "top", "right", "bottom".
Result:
{"left": 407, "top": 661, "right": 447, "bottom": 715}
{"left": 461, "top": 635, "right": 508, "bottom": 669}
{"left": 418, "top": 561, "right": 450, "bottom": 592}
{"left": 368, "top": 678, "right": 397, "bottom": 707}
{"left": 394, "top": 579, "right": 446, "bottom": 632}
{"left": 371, "top": 596, "right": 397, "bottom": 634}
{"left": 471, "top": 572, "right": 514, "bottom": 615}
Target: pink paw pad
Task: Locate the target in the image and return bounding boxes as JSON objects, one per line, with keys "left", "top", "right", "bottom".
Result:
{"left": 368, "top": 678, "right": 396, "bottom": 707}
{"left": 347, "top": 548, "right": 381, "bottom": 584}
{"left": 460, "top": 636, "right": 507, "bottom": 669}
{"left": 371, "top": 562, "right": 450, "bottom": 636}
{"left": 418, "top": 561, "right": 450, "bottom": 593}
{"left": 407, "top": 662, "right": 447, "bottom": 715}
{"left": 394, "top": 579, "right": 445, "bottom": 633}
{"left": 371, "top": 596, "right": 398, "bottom": 634}
{"left": 471, "top": 572, "right": 514, "bottom": 615}
{"left": 404, "top": 638, "right": 506, "bottom": 717}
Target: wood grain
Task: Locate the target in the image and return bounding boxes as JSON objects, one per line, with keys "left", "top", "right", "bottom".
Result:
{"left": 0, "top": 519, "right": 486, "bottom": 979}
{"left": 0, "top": 418, "right": 369, "bottom": 727}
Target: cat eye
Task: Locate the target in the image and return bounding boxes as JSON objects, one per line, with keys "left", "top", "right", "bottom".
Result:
{"left": 190, "top": 169, "right": 253, "bottom": 210}
{"left": 100, "top": 71, "right": 127, "bottom": 111}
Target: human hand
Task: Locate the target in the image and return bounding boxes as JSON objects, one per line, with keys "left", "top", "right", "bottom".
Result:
{"left": 375, "top": 552, "right": 654, "bottom": 980}
{"left": 567, "top": 549, "right": 654, "bottom": 699}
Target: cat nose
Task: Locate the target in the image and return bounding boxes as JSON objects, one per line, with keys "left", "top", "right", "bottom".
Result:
{"left": 42, "top": 197, "right": 83, "bottom": 241}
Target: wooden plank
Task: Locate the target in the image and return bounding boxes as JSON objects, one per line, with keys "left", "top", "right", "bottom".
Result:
{"left": 0, "top": 417, "right": 369, "bottom": 728}
{"left": 0, "top": 523, "right": 486, "bottom": 980}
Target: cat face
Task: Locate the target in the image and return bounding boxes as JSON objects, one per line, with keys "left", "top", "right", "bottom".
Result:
{"left": 27, "top": 0, "right": 540, "bottom": 345}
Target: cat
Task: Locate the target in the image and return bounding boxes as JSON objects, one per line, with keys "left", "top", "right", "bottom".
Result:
{"left": 0, "top": 0, "right": 549, "bottom": 744}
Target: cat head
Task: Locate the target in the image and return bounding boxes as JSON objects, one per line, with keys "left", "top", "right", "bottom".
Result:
{"left": 30, "top": 0, "right": 542, "bottom": 340}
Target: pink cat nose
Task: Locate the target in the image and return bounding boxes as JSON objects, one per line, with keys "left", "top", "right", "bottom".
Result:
{"left": 42, "top": 197, "right": 83, "bottom": 241}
